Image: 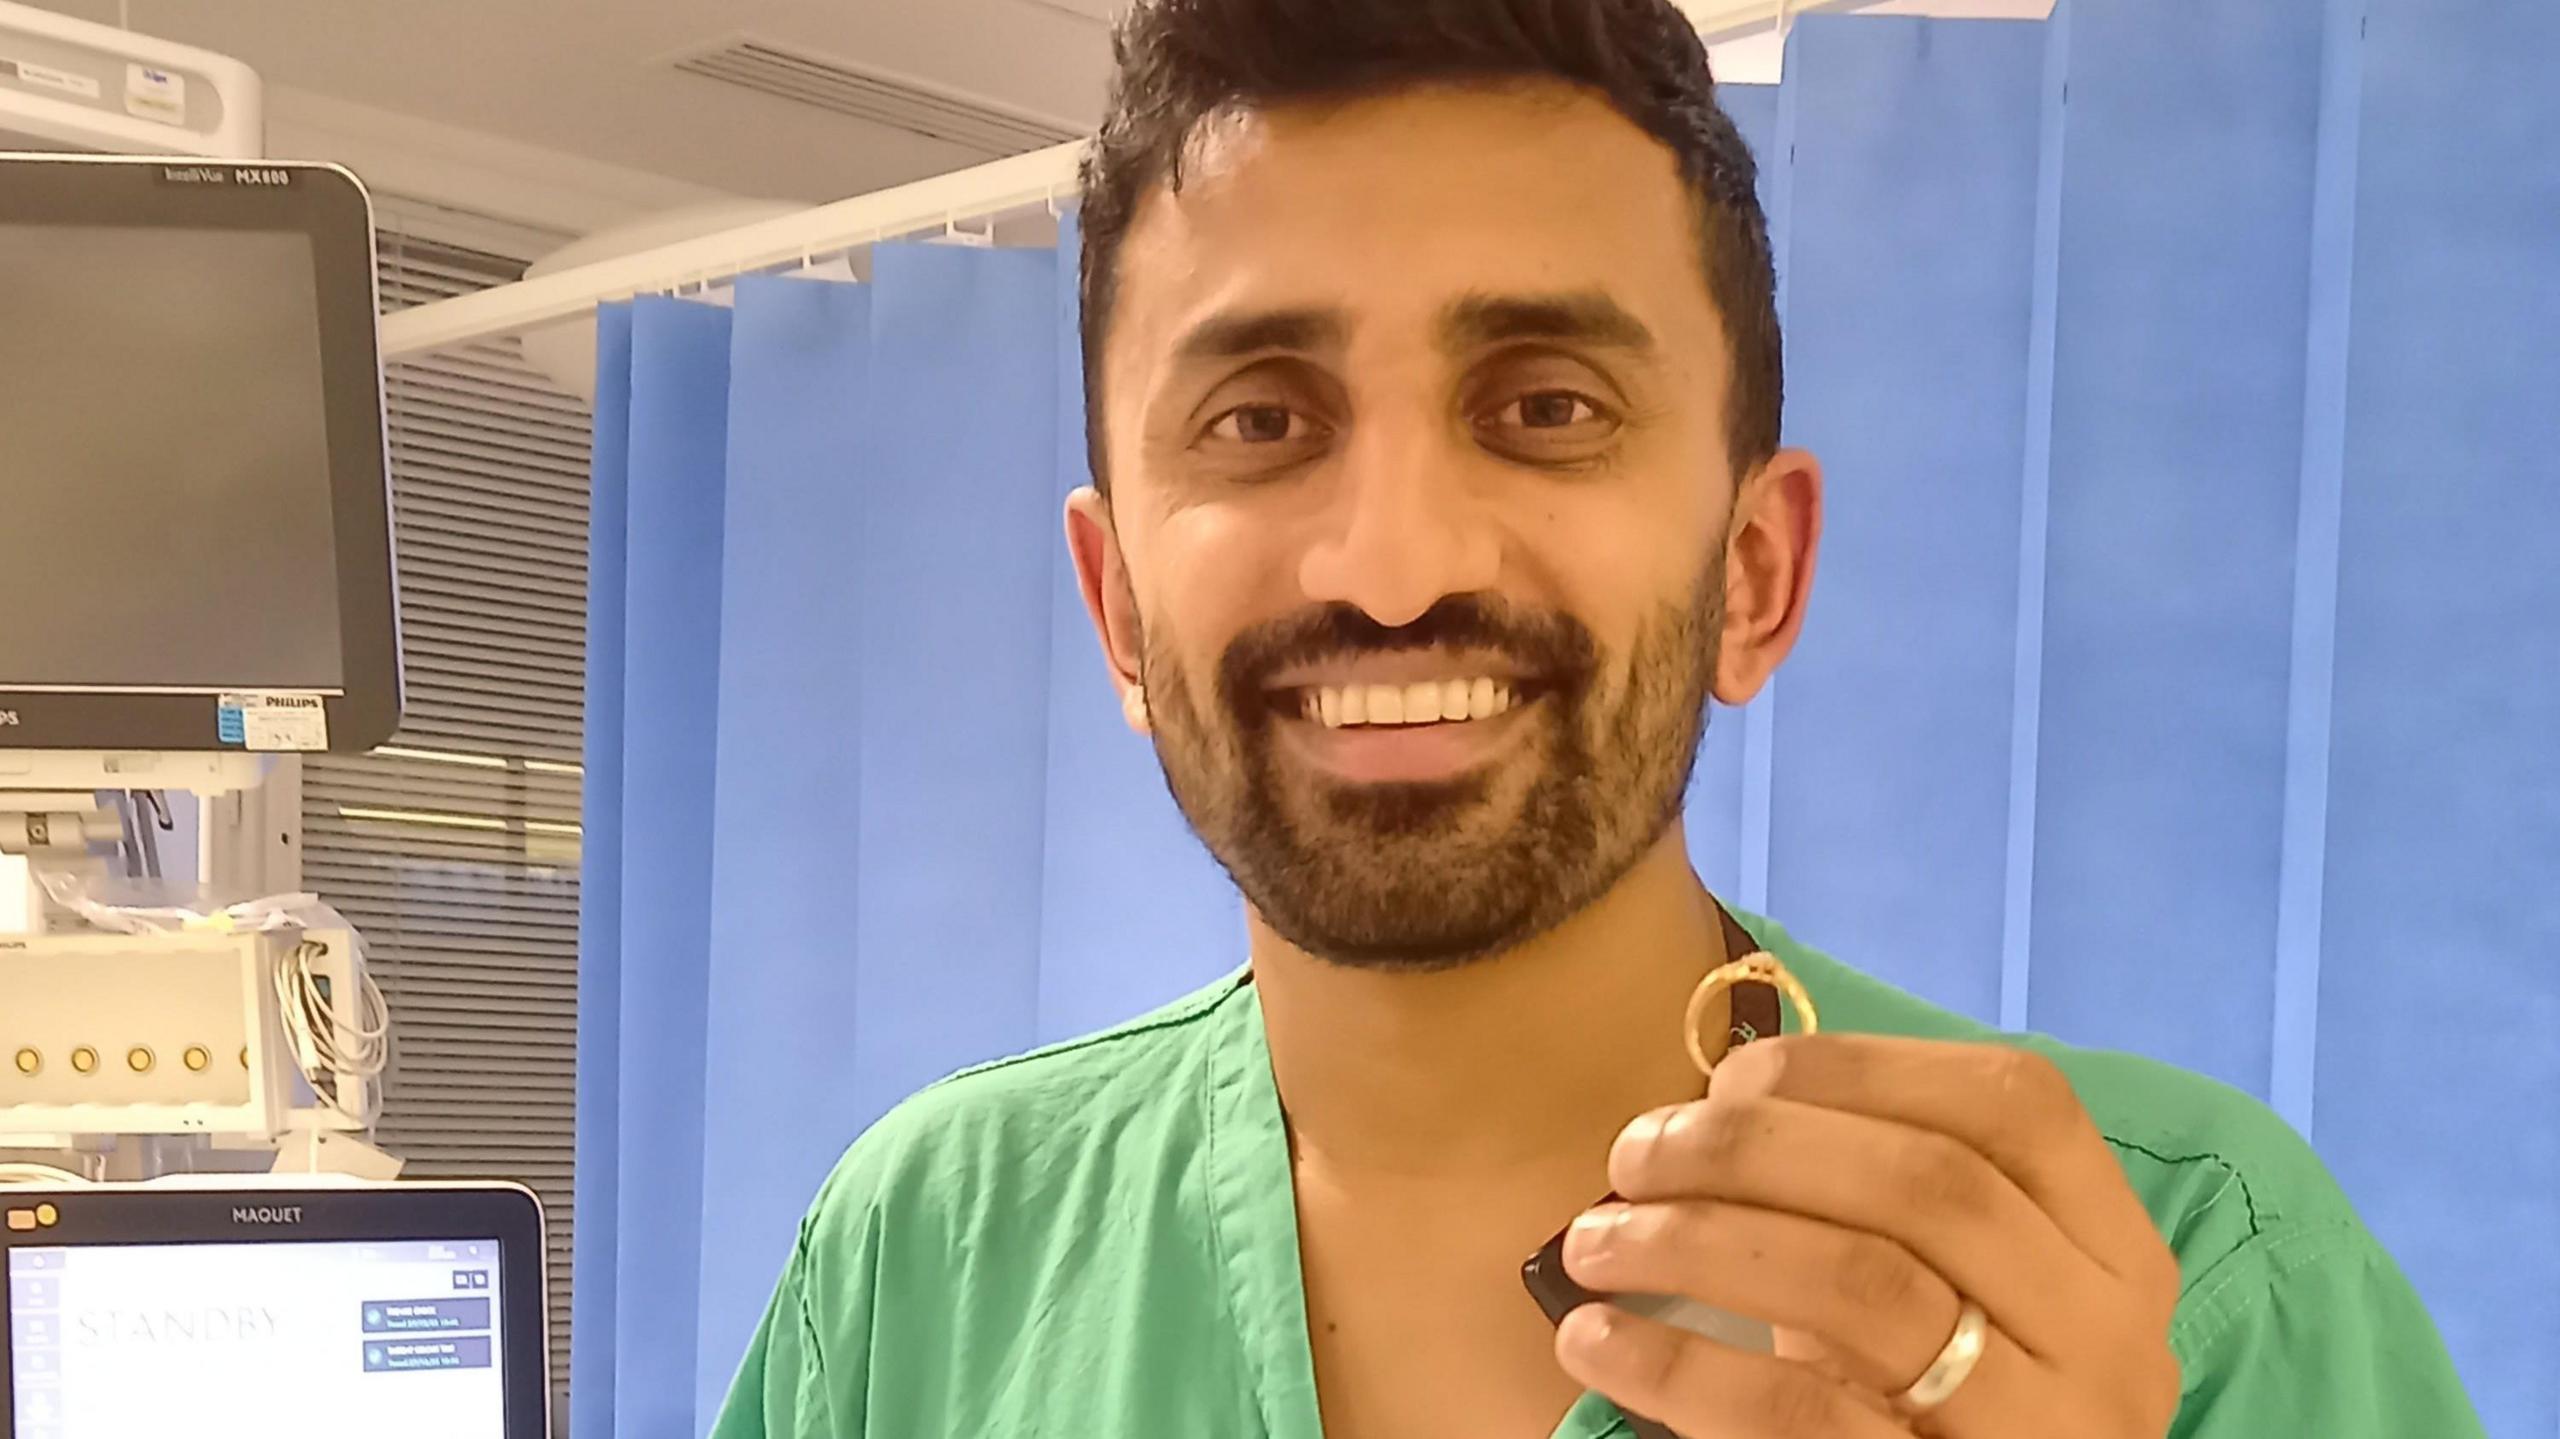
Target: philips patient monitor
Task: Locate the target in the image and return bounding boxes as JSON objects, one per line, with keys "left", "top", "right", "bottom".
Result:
{"left": 0, "top": 153, "right": 400, "bottom": 754}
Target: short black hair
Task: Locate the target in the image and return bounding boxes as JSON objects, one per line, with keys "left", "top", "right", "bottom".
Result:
{"left": 1076, "top": 0, "right": 1782, "bottom": 494}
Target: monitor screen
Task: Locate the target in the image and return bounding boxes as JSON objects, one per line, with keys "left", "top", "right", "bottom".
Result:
{"left": 0, "top": 155, "right": 400, "bottom": 752}
{"left": 0, "top": 224, "right": 345, "bottom": 693}
{"left": 8, "top": 1238, "right": 508, "bottom": 1439}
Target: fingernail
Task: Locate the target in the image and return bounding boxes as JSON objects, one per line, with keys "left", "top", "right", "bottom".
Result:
{"left": 1557, "top": 1302, "right": 1618, "bottom": 1359}
{"left": 1610, "top": 1106, "right": 1677, "bottom": 1185}
{"left": 1617, "top": 1101, "right": 1679, "bottom": 1157}
{"left": 1565, "top": 1204, "right": 1629, "bottom": 1267}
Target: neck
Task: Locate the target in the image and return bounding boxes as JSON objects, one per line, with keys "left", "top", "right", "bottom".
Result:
{"left": 1250, "top": 825, "right": 1730, "bottom": 1185}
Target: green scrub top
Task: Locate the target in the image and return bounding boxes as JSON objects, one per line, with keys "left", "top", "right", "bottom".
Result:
{"left": 709, "top": 911, "right": 2484, "bottom": 1438}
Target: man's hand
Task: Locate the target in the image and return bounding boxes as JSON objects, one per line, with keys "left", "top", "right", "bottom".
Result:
{"left": 1553, "top": 1034, "right": 2184, "bottom": 1438}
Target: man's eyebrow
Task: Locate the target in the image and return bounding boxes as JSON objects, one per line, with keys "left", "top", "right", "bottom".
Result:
{"left": 1173, "top": 306, "right": 1348, "bottom": 363}
{"left": 1439, "top": 291, "right": 1657, "bottom": 354}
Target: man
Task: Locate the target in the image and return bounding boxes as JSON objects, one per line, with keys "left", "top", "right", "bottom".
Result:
{"left": 714, "top": 1, "right": 2482, "bottom": 1435}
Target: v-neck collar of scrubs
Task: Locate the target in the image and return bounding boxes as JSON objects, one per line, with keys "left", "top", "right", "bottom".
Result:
{"left": 1199, "top": 972, "right": 1637, "bottom": 1439}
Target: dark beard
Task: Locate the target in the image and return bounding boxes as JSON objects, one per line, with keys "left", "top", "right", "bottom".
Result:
{"left": 1139, "top": 569, "right": 1723, "bottom": 970}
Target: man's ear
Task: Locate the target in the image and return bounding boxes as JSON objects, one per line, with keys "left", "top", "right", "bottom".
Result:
{"left": 1065, "top": 486, "right": 1150, "bottom": 730}
{"left": 1714, "top": 448, "right": 1823, "bottom": 707}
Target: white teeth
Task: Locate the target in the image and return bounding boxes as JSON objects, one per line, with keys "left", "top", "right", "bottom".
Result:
{"left": 1295, "top": 677, "right": 1526, "bottom": 727}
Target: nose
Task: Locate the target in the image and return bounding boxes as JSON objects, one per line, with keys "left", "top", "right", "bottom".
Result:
{"left": 1296, "top": 419, "right": 1501, "bottom": 628}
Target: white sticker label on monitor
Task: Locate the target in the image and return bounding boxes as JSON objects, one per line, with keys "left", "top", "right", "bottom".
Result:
{"left": 0, "top": 55, "right": 104, "bottom": 100}
{"left": 218, "top": 692, "right": 329, "bottom": 752}
{"left": 125, "top": 62, "right": 185, "bottom": 123}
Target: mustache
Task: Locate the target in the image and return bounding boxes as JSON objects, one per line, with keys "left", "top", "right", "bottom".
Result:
{"left": 1212, "top": 594, "right": 1600, "bottom": 720}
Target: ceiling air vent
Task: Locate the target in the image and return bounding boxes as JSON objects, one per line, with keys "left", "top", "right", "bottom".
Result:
{"left": 673, "top": 38, "right": 1081, "bottom": 158}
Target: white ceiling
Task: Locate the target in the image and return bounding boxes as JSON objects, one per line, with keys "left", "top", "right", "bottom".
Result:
{"left": 20, "top": 0, "right": 1119, "bottom": 206}
{"left": 13, "top": 0, "right": 2053, "bottom": 231}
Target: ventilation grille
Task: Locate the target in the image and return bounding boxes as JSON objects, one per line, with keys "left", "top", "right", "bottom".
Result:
{"left": 674, "top": 39, "right": 1081, "bottom": 158}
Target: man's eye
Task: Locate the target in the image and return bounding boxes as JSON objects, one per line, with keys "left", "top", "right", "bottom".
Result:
{"left": 1208, "top": 404, "right": 1310, "bottom": 443}
{"left": 1501, "top": 392, "right": 1602, "bottom": 429}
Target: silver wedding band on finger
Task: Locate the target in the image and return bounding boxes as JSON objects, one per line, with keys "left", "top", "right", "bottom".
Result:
{"left": 1893, "top": 1299, "right": 1990, "bottom": 1416}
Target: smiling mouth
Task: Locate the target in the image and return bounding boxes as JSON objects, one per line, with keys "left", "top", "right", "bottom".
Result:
{"left": 1262, "top": 677, "right": 1551, "bottom": 728}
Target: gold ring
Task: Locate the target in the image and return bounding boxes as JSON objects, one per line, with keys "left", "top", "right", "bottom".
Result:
{"left": 1895, "top": 1299, "right": 1990, "bottom": 1415}
{"left": 1681, "top": 951, "right": 1819, "bottom": 1078}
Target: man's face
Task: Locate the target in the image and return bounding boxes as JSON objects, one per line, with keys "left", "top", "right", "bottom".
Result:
{"left": 1071, "top": 82, "right": 1814, "bottom": 969}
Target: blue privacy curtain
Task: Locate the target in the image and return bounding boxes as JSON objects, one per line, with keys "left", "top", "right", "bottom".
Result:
{"left": 577, "top": 242, "right": 1239, "bottom": 1439}
{"left": 576, "top": 2, "right": 2560, "bottom": 1434}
